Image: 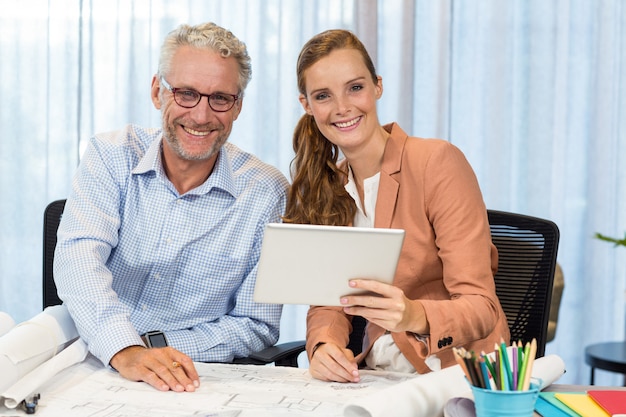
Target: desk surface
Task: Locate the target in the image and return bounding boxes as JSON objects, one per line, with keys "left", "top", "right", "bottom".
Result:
{"left": 1, "top": 357, "right": 624, "bottom": 417}
{"left": 1, "top": 357, "right": 414, "bottom": 417}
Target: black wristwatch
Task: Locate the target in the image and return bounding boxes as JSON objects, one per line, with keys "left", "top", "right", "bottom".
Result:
{"left": 144, "top": 331, "right": 168, "bottom": 348}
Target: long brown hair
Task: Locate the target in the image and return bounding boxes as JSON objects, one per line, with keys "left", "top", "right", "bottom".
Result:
{"left": 283, "top": 29, "right": 378, "bottom": 225}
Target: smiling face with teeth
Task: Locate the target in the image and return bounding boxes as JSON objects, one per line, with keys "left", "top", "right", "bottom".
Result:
{"left": 299, "top": 48, "right": 384, "bottom": 156}
{"left": 151, "top": 45, "right": 242, "bottom": 172}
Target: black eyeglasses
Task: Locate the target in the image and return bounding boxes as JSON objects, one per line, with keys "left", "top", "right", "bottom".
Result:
{"left": 160, "top": 77, "right": 239, "bottom": 112}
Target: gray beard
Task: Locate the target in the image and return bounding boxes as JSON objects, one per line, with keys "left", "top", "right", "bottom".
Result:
{"left": 163, "top": 123, "right": 226, "bottom": 161}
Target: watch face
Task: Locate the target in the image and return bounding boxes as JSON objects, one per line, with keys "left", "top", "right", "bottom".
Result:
{"left": 147, "top": 332, "right": 168, "bottom": 348}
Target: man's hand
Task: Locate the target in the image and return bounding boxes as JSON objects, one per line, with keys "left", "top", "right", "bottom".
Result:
{"left": 309, "top": 342, "right": 360, "bottom": 383}
{"left": 110, "top": 346, "right": 200, "bottom": 392}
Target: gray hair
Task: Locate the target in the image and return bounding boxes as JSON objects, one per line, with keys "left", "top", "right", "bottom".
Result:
{"left": 158, "top": 22, "right": 251, "bottom": 94}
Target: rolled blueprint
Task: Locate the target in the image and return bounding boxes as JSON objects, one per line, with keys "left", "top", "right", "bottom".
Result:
{"left": 2, "top": 338, "right": 88, "bottom": 408}
{"left": 343, "top": 354, "right": 566, "bottom": 417}
{"left": 0, "top": 305, "right": 78, "bottom": 393}
{"left": 0, "top": 312, "right": 15, "bottom": 337}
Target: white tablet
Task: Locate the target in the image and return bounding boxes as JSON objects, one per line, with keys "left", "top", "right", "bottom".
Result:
{"left": 253, "top": 223, "right": 405, "bottom": 306}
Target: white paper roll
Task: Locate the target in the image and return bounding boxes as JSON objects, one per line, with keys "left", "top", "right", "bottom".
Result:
{"left": 343, "top": 354, "right": 566, "bottom": 417}
{"left": 3, "top": 338, "right": 88, "bottom": 408}
{"left": 0, "top": 312, "right": 15, "bottom": 337}
{"left": 0, "top": 305, "right": 78, "bottom": 393}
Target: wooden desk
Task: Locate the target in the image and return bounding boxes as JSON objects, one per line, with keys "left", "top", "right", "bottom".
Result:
{"left": 544, "top": 383, "right": 626, "bottom": 391}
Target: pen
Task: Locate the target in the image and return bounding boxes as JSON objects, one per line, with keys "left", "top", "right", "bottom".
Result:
{"left": 20, "top": 393, "right": 40, "bottom": 414}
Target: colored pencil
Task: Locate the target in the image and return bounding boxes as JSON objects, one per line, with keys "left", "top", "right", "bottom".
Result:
{"left": 512, "top": 342, "right": 518, "bottom": 390}
{"left": 457, "top": 336, "right": 536, "bottom": 392}
{"left": 479, "top": 357, "right": 492, "bottom": 390}
{"left": 521, "top": 338, "right": 537, "bottom": 390}
{"left": 517, "top": 341, "right": 531, "bottom": 391}
{"left": 453, "top": 347, "right": 473, "bottom": 384}
{"left": 499, "top": 338, "right": 513, "bottom": 390}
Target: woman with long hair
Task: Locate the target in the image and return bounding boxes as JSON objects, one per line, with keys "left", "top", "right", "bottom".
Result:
{"left": 285, "top": 29, "right": 510, "bottom": 383}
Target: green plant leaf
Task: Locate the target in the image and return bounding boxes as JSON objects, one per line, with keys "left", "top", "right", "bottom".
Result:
{"left": 595, "top": 232, "right": 626, "bottom": 247}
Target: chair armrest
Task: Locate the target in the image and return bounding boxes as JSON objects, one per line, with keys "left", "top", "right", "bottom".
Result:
{"left": 232, "top": 340, "right": 306, "bottom": 367}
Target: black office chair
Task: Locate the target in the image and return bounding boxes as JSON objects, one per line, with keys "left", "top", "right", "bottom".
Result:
{"left": 487, "top": 210, "right": 559, "bottom": 358}
{"left": 42, "top": 199, "right": 305, "bottom": 367}
{"left": 43, "top": 199, "right": 66, "bottom": 308}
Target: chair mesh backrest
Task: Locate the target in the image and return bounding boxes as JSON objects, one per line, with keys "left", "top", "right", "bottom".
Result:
{"left": 487, "top": 210, "right": 560, "bottom": 358}
{"left": 43, "top": 199, "right": 66, "bottom": 309}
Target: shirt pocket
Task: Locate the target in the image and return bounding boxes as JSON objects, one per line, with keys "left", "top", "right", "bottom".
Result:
{"left": 170, "top": 243, "right": 250, "bottom": 317}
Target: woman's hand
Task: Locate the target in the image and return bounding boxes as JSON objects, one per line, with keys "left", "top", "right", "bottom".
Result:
{"left": 309, "top": 342, "right": 360, "bottom": 383}
{"left": 341, "top": 279, "right": 429, "bottom": 335}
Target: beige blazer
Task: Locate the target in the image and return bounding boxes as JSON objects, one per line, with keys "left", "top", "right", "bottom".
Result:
{"left": 306, "top": 123, "right": 510, "bottom": 374}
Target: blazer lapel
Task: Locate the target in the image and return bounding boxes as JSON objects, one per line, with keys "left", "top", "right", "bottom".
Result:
{"left": 374, "top": 123, "right": 406, "bottom": 229}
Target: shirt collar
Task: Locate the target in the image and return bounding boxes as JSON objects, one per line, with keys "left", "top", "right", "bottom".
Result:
{"left": 132, "top": 134, "right": 238, "bottom": 198}
{"left": 132, "top": 134, "right": 163, "bottom": 176}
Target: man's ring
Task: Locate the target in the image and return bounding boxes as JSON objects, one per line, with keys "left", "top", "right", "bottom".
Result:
{"left": 172, "top": 361, "right": 180, "bottom": 369}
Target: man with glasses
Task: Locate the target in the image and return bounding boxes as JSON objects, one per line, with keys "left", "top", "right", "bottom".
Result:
{"left": 54, "top": 22, "right": 289, "bottom": 392}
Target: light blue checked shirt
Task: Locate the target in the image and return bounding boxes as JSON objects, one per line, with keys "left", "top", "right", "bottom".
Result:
{"left": 54, "top": 124, "right": 289, "bottom": 367}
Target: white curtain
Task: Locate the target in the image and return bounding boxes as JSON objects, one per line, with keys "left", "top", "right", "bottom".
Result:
{"left": 376, "top": 0, "right": 626, "bottom": 386}
{"left": 1, "top": 0, "right": 624, "bottom": 386}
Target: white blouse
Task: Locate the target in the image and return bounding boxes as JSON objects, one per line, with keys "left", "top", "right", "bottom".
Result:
{"left": 344, "top": 167, "right": 380, "bottom": 228}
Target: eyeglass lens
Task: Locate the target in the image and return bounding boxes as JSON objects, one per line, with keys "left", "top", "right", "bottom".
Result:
{"left": 174, "top": 90, "right": 236, "bottom": 112}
